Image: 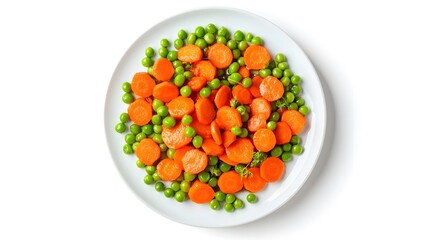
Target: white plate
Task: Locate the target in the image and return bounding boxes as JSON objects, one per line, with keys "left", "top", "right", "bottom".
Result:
{"left": 104, "top": 7, "right": 326, "bottom": 228}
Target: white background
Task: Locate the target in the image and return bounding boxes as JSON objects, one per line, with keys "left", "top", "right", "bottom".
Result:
{"left": 1, "top": 0, "right": 428, "bottom": 239}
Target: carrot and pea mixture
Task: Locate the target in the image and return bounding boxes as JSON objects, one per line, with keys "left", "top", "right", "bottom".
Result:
{"left": 115, "top": 23, "right": 310, "bottom": 212}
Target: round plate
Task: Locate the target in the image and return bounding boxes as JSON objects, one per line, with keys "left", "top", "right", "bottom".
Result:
{"left": 104, "top": 7, "right": 326, "bottom": 227}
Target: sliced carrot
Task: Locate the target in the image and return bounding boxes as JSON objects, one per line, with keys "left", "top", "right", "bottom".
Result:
{"left": 152, "top": 57, "right": 174, "bottom": 82}
{"left": 249, "top": 98, "right": 271, "bottom": 120}
{"left": 225, "top": 138, "right": 254, "bottom": 164}
{"left": 153, "top": 81, "right": 179, "bottom": 103}
{"left": 260, "top": 76, "right": 284, "bottom": 101}
{"left": 127, "top": 98, "right": 152, "bottom": 126}
{"left": 260, "top": 157, "right": 285, "bottom": 182}
{"left": 195, "top": 98, "right": 216, "bottom": 125}
{"left": 208, "top": 89, "right": 218, "bottom": 102}
{"left": 243, "top": 45, "right": 271, "bottom": 70}
{"left": 191, "top": 60, "right": 216, "bottom": 81}
{"left": 131, "top": 72, "right": 156, "bottom": 98}
{"left": 215, "top": 106, "right": 242, "bottom": 131}
{"left": 157, "top": 158, "right": 182, "bottom": 181}
{"left": 187, "top": 76, "right": 207, "bottom": 92}
{"left": 221, "top": 131, "right": 236, "bottom": 148}
{"left": 273, "top": 121, "right": 292, "bottom": 145}
{"left": 135, "top": 138, "right": 160, "bottom": 166}
{"left": 210, "top": 121, "right": 222, "bottom": 145}
{"left": 188, "top": 180, "right": 215, "bottom": 204}
{"left": 182, "top": 149, "right": 208, "bottom": 174}
{"left": 238, "top": 66, "right": 250, "bottom": 78}
{"left": 214, "top": 85, "right": 232, "bottom": 109}
{"left": 247, "top": 114, "right": 266, "bottom": 132}
{"left": 207, "top": 43, "right": 233, "bottom": 69}
{"left": 201, "top": 137, "right": 224, "bottom": 156}
{"left": 177, "top": 44, "right": 203, "bottom": 63}
{"left": 218, "top": 170, "right": 243, "bottom": 194}
{"left": 161, "top": 123, "right": 192, "bottom": 149}
{"left": 219, "top": 154, "right": 239, "bottom": 166}
{"left": 243, "top": 167, "right": 267, "bottom": 193}
{"left": 190, "top": 113, "right": 212, "bottom": 138}
{"left": 249, "top": 75, "right": 263, "bottom": 98}
{"left": 253, "top": 128, "right": 276, "bottom": 152}
{"left": 281, "top": 110, "right": 307, "bottom": 135}
{"left": 174, "top": 145, "right": 194, "bottom": 170}
{"left": 232, "top": 84, "right": 253, "bottom": 105}
{"left": 167, "top": 96, "right": 195, "bottom": 119}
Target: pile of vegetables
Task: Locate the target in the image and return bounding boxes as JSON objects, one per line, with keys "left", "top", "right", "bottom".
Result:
{"left": 115, "top": 23, "right": 310, "bottom": 212}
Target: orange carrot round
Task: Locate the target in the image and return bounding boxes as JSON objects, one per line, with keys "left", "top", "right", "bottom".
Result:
{"left": 178, "top": 44, "right": 203, "bottom": 63}
{"left": 135, "top": 138, "right": 160, "bottom": 166}
{"left": 281, "top": 110, "right": 306, "bottom": 135}
{"left": 243, "top": 45, "right": 271, "bottom": 70}
{"left": 221, "top": 131, "right": 236, "bottom": 148}
{"left": 243, "top": 167, "right": 267, "bottom": 193}
{"left": 225, "top": 138, "right": 254, "bottom": 164}
{"left": 161, "top": 123, "right": 192, "bottom": 149}
{"left": 189, "top": 113, "right": 212, "bottom": 138}
{"left": 250, "top": 97, "right": 271, "bottom": 119}
{"left": 191, "top": 60, "right": 216, "bottom": 81}
{"left": 238, "top": 66, "right": 250, "bottom": 78}
{"left": 218, "top": 170, "right": 243, "bottom": 194}
{"left": 152, "top": 57, "right": 174, "bottom": 82}
{"left": 182, "top": 149, "right": 208, "bottom": 174}
{"left": 247, "top": 114, "right": 267, "bottom": 132}
{"left": 253, "top": 128, "right": 276, "bottom": 152}
{"left": 214, "top": 85, "right": 232, "bottom": 109}
{"left": 187, "top": 76, "right": 207, "bottom": 92}
{"left": 131, "top": 72, "right": 156, "bottom": 98}
{"left": 260, "top": 76, "right": 284, "bottom": 101}
{"left": 210, "top": 120, "right": 222, "bottom": 145}
{"left": 249, "top": 75, "right": 263, "bottom": 98}
{"left": 173, "top": 145, "right": 194, "bottom": 170}
{"left": 195, "top": 98, "right": 216, "bottom": 125}
{"left": 215, "top": 106, "right": 242, "bottom": 131}
{"left": 167, "top": 96, "right": 195, "bottom": 119}
{"left": 157, "top": 158, "right": 182, "bottom": 181}
{"left": 232, "top": 84, "right": 253, "bottom": 105}
{"left": 273, "top": 121, "right": 292, "bottom": 145}
{"left": 260, "top": 157, "right": 285, "bottom": 182}
{"left": 207, "top": 43, "right": 233, "bottom": 69}
{"left": 127, "top": 98, "right": 152, "bottom": 126}
{"left": 201, "top": 137, "right": 225, "bottom": 156}
{"left": 218, "top": 154, "right": 239, "bottom": 166}
{"left": 153, "top": 82, "right": 179, "bottom": 103}
{"left": 188, "top": 180, "right": 215, "bottom": 204}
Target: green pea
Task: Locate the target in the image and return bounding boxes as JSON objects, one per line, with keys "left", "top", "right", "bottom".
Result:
{"left": 199, "top": 87, "right": 211, "bottom": 98}
{"left": 192, "top": 135, "right": 203, "bottom": 148}
{"left": 291, "top": 75, "right": 301, "bottom": 85}
{"left": 184, "top": 70, "right": 193, "bottom": 80}
{"left": 288, "top": 102, "right": 298, "bottom": 110}
{"left": 122, "top": 93, "right": 134, "bottom": 104}
{"left": 224, "top": 203, "right": 235, "bottom": 212}
{"left": 206, "top": 23, "right": 217, "bottom": 33}
{"left": 237, "top": 57, "right": 245, "bottom": 66}
{"left": 225, "top": 194, "right": 236, "bottom": 204}
{"left": 124, "top": 133, "right": 136, "bottom": 144}
{"left": 269, "top": 112, "right": 280, "bottom": 122}
{"left": 291, "top": 135, "right": 301, "bottom": 145}
{"left": 162, "top": 116, "right": 176, "bottom": 128}
{"left": 282, "top": 143, "right": 292, "bottom": 152}
{"left": 295, "top": 97, "right": 305, "bottom": 106}
{"left": 141, "top": 57, "right": 153, "bottom": 67}
{"left": 136, "top": 160, "right": 145, "bottom": 168}
{"left": 275, "top": 53, "right": 286, "bottom": 63}
{"left": 180, "top": 181, "right": 190, "bottom": 192}
{"left": 236, "top": 106, "right": 246, "bottom": 115}
{"left": 204, "top": 33, "right": 215, "bottom": 44}
{"left": 156, "top": 106, "right": 168, "bottom": 117}
{"left": 129, "top": 124, "right": 141, "bottom": 135}
{"left": 220, "top": 80, "right": 230, "bottom": 86}
{"left": 219, "top": 162, "right": 231, "bottom": 172}
{"left": 246, "top": 193, "right": 257, "bottom": 203}
{"left": 281, "top": 76, "right": 291, "bottom": 87}
{"left": 159, "top": 143, "right": 168, "bottom": 152}
{"left": 198, "top": 171, "right": 210, "bottom": 183}
{"left": 259, "top": 69, "right": 271, "bottom": 78}
{"left": 115, "top": 123, "right": 126, "bottom": 133}
{"left": 299, "top": 105, "right": 310, "bottom": 115}
{"left": 180, "top": 85, "right": 192, "bottom": 97}
{"left": 284, "top": 69, "right": 293, "bottom": 78}
{"left": 232, "top": 49, "right": 241, "bottom": 59}
{"left": 230, "top": 126, "right": 242, "bottom": 136}
{"left": 245, "top": 32, "right": 253, "bottom": 42}
{"left": 145, "top": 165, "right": 156, "bottom": 175}
{"left": 217, "top": 35, "right": 227, "bottom": 44}
{"left": 286, "top": 92, "right": 295, "bottom": 103}
{"left": 217, "top": 26, "right": 230, "bottom": 38}
{"left": 228, "top": 73, "right": 242, "bottom": 85}
{"left": 227, "top": 39, "right": 237, "bottom": 49}
{"left": 123, "top": 144, "right": 133, "bottom": 154}
{"left": 184, "top": 172, "right": 196, "bottom": 181}
{"left": 239, "top": 128, "right": 248, "bottom": 138}
{"left": 238, "top": 41, "right": 248, "bottom": 51}
{"left": 208, "top": 78, "right": 221, "bottom": 89}
{"left": 187, "top": 33, "right": 197, "bottom": 44}
{"left": 160, "top": 38, "right": 169, "bottom": 47}
{"left": 234, "top": 30, "right": 244, "bottom": 41}
{"left": 141, "top": 124, "right": 153, "bottom": 135}
{"left": 281, "top": 151, "right": 292, "bottom": 162}
{"left": 151, "top": 115, "right": 162, "bottom": 125}
{"left": 272, "top": 67, "right": 283, "bottom": 78}
{"left": 173, "top": 74, "right": 185, "bottom": 87}
{"left": 208, "top": 177, "right": 218, "bottom": 187}
{"left": 171, "top": 181, "right": 180, "bottom": 191}
{"left": 119, "top": 112, "right": 129, "bottom": 123}
{"left": 174, "top": 191, "right": 186, "bottom": 202}
{"left": 251, "top": 36, "right": 262, "bottom": 45}
{"left": 174, "top": 38, "right": 184, "bottom": 49}
{"left": 208, "top": 156, "right": 218, "bottom": 166}
{"left": 195, "top": 38, "right": 207, "bottom": 49}
{"left": 215, "top": 191, "right": 226, "bottom": 202}
{"left": 164, "top": 188, "right": 174, "bottom": 198}
{"left": 122, "top": 82, "right": 131, "bottom": 93}
{"left": 178, "top": 29, "right": 187, "bottom": 40}
{"left": 292, "top": 145, "right": 303, "bottom": 155}
{"left": 278, "top": 62, "right": 289, "bottom": 70}
{"left": 267, "top": 121, "right": 277, "bottom": 130}
{"left": 132, "top": 142, "right": 139, "bottom": 152}
{"left": 185, "top": 127, "right": 196, "bottom": 138}
{"left": 233, "top": 199, "right": 244, "bottom": 209}
{"left": 195, "top": 26, "right": 205, "bottom": 38}
{"left": 145, "top": 47, "right": 155, "bottom": 57}
{"left": 173, "top": 60, "right": 183, "bottom": 68}
{"left": 242, "top": 77, "right": 252, "bottom": 88}
{"left": 143, "top": 174, "right": 154, "bottom": 184}
{"left": 241, "top": 113, "right": 250, "bottom": 122}
{"left": 152, "top": 99, "right": 164, "bottom": 111}
{"left": 270, "top": 146, "right": 283, "bottom": 157}
{"left": 152, "top": 133, "right": 163, "bottom": 144}
{"left": 155, "top": 182, "right": 165, "bottom": 192}
{"left": 209, "top": 199, "right": 221, "bottom": 210}
{"left": 181, "top": 115, "right": 193, "bottom": 125}
{"left": 158, "top": 47, "right": 168, "bottom": 58}
{"left": 167, "top": 51, "right": 178, "bottom": 61}
{"left": 228, "top": 62, "right": 240, "bottom": 73}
